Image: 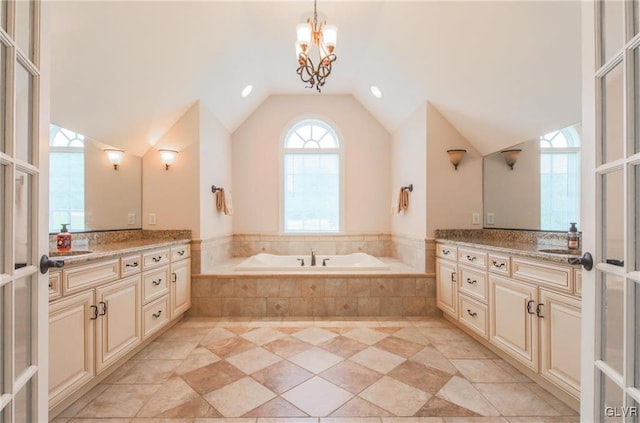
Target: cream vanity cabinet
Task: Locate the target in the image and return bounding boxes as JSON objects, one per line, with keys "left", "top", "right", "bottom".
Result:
{"left": 436, "top": 242, "right": 582, "bottom": 401}
{"left": 435, "top": 244, "right": 458, "bottom": 317}
{"left": 48, "top": 242, "right": 191, "bottom": 411}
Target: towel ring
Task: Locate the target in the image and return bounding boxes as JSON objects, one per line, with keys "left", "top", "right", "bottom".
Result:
{"left": 212, "top": 185, "right": 223, "bottom": 193}
{"left": 403, "top": 184, "right": 413, "bottom": 192}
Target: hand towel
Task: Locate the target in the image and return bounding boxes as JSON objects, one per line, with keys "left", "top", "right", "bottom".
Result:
{"left": 397, "top": 187, "right": 409, "bottom": 213}
{"left": 216, "top": 189, "right": 232, "bottom": 215}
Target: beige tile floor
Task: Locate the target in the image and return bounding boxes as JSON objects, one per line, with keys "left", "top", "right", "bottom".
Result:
{"left": 52, "top": 317, "right": 579, "bottom": 423}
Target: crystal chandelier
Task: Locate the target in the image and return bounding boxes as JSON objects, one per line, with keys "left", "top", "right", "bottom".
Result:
{"left": 295, "top": 0, "right": 337, "bottom": 93}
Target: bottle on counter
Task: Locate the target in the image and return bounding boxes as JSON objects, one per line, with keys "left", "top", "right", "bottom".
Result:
{"left": 56, "top": 223, "right": 72, "bottom": 252}
{"left": 567, "top": 222, "right": 580, "bottom": 250}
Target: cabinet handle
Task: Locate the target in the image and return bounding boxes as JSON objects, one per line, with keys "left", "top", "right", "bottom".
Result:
{"left": 152, "top": 310, "right": 162, "bottom": 319}
{"left": 126, "top": 262, "right": 139, "bottom": 268}
{"left": 152, "top": 278, "right": 162, "bottom": 286}
{"left": 536, "top": 303, "right": 544, "bottom": 318}
{"left": 48, "top": 282, "right": 52, "bottom": 289}
{"left": 90, "top": 305, "right": 98, "bottom": 320}
{"left": 451, "top": 271, "right": 456, "bottom": 282}
{"left": 466, "top": 255, "right": 477, "bottom": 262}
{"left": 172, "top": 272, "right": 177, "bottom": 283}
{"left": 177, "top": 250, "right": 185, "bottom": 256}
{"left": 99, "top": 301, "right": 107, "bottom": 316}
{"left": 466, "top": 309, "right": 477, "bottom": 317}
{"left": 492, "top": 261, "right": 505, "bottom": 269}
{"left": 443, "top": 250, "right": 451, "bottom": 255}
{"left": 526, "top": 300, "right": 535, "bottom": 315}
{"left": 152, "top": 256, "right": 162, "bottom": 262}
{"left": 466, "top": 278, "right": 477, "bottom": 285}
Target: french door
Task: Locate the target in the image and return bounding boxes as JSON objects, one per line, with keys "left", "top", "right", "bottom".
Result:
{"left": 0, "top": 0, "right": 48, "bottom": 421}
{"left": 582, "top": 0, "right": 640, "bottom": 421}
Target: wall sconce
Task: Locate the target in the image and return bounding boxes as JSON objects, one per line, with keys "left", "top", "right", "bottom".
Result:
{"left": 159, "top": 149, "right": 178, "bottom": 170}
{"left": 501, "top": 149, "right": 522, "bottom": 170}
{"left": 446, "top": 149, "right": 467, "bottom": 170}
{"left": 104, "top": 149, "right": 124, "bottom": 170}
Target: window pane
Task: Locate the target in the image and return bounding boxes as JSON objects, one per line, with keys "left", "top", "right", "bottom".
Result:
{"left": 14, "top": 379, "right": 32, "bottom": 423}
{"left": 15, "top": 63, "right": 33, "bottom": 164}
{"left": 600, "top": 0, "right": 624, "bottom": 65}
{"left": 14, "top": 171, "right": 32, "bottom": 269}
{"left": 0, "top": 1, "right": 6, "bottom": 31}
{"left": 601, "top": 63, "right": 624, "bottom": 164}
{"left": 0, "top": 165, "right": 4, "bottom": 275}
{"left": 636, "top": 281, "right": 640, "bottom": 388}
{"left": 601, "top": 272, "right": 624, "bottom": 374}
{"left": 15, "top": 0, "right": 33, "bottom": 61}
{"left": 635, "top": 46, "right": 640, "bottom": 155}
{"left": 14, "top": 276, "right": 32, "bottom": 376}
{"left": 600, "top": 371, "right": 624, "bottom": 421}
{"left": 603, "top": 170, "right": 624, "bottom": 264}
{"left": 540, "top": 151, "right": 580, "bottom": 230}
{"left": 633, "top": 0, "right": 639, "bottom": 38}
{"left": 0, "top": 285, "right": 3, "bottom": 395}
{"left": 0, "top": 43, "right": 5, "bottom": 154}
{"left": 284, "top": 153, "right": 339, "bottom": 232}
{"left": 636, "top": 165, "right": 640, "bottom": 271}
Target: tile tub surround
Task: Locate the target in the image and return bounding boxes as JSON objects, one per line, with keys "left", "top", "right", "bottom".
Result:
{"left": 54, "top": 316, "right": 580, "bottom": 421}
{"left": 189, "top": 273, "right": 438, "bottom": 318}
{"left": 192, "top": 235, "right": 234, "bottom": 274}
{"left": 391, "top": 235, "right": 436, "bottom": 274}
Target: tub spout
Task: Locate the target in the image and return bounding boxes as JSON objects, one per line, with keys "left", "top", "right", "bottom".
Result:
{"left": 311, "top": 249, "right": 316, "bottom": 266}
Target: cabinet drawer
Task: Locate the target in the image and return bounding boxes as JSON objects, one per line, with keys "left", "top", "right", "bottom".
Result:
{"left": 143, "top": 249, "right": 170, "bottom": 270}
{"left": 458, "top": 248, "right": 488, "bottom": 269}
{"left": 458, "top": 265, "right": 488, "bottom": 302}
{"left": 142, "top": 295, "right": 170, "bottom": 339}
{"left": 63, "top": 259, "right": 120, "bottom": 295}
{"left": 171, "top": 244, "right": 191, "bottom": 261}
{"left": 512, "top": 257, "right": 572, "bottom": 292}
{"left": 142, "top": 267, "right": 170, "bottom": 304}
{"left": 458, "top": 295, "right": 488, "bottom": 339}
{"left": 436, "top": 244, "right": 458, "bottom": 261}
{"left": 49, "top": 271, "right": 62, "bottom": 301}
{"left": 489, "top": 254, "right": 510, "bottom": 276}
{"left": 121, "top": 254, "right": 142, "bottom": 277}
{"left": 574, "top": 269, "right": 582, "bottom": 297}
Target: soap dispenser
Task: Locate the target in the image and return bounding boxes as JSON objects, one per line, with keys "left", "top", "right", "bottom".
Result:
{"left": 567, "top": 222, "right": 579, "bottom": 250}
{"left": 56, "top": 223, "right": 72, "bottom": 252}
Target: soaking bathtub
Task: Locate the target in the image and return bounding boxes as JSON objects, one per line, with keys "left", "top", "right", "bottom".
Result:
{"left": 236, "top": 252, "right": 390, "bottom": 271}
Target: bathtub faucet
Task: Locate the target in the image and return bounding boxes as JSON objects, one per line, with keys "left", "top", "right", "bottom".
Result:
{"left": 311, "top": 249, "right": 316, "bottom": 266}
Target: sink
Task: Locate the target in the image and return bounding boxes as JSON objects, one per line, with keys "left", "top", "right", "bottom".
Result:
{"left": 538, "top": 248, "right": 581, "bottom": 255}
{"left": 49, "top": 250, "right": 93, "bottom": 257}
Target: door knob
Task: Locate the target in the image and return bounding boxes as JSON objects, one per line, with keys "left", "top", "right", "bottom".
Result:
{"left": 568, "top": 252, "right": 593, "bottom": 271}
{"left": 40, "top": 255, "right": 64, "bottom": 274}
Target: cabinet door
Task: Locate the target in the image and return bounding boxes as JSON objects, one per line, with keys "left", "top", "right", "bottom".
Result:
{"left": 489, "top": 274, "right": 538, "bottom": 371}
{"left": 436, "top": 258, "right": 457, "bottom": 318}
{"left": 170, "top": 259, "right": 192, "bottom": 318}
{"left": 539, "top": 289, "right": 581, "bottom": 398}
{"left": 49, "top": 291, "right": 95, "bottom": 409}
{"left": 95, "top": 276, "right": 142, "bottom": 374}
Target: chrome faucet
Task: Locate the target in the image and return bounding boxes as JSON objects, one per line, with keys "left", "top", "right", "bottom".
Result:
{"left": 311, "top": 249, "right": 316, "bottom": 266}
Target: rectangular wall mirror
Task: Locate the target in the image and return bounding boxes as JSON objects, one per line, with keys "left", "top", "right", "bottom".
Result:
{"left": 49, "top": 124, "right": 142, "bottom": 233}
{"left": 483, "top": 123, "right": 581, "bottom": 231}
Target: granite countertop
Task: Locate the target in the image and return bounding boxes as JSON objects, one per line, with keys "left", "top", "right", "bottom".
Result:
{"left": 50, "top": 238, "right": 191, "bottom": 266}
{"left": 435, "top": 236, "right": 581, "bottom": 265}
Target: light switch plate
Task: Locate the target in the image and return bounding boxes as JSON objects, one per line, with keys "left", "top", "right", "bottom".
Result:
{"left": 487, "top": 213, "right": 495, "bottom": 225}
{"left": 127, "top": 213, "right": 135, "bottom": 225}
{"left": 149, "top": 213, "right": 157, "bottom": 225}
{"left": 472, "top": 213, "right": 481, "bottom": 225}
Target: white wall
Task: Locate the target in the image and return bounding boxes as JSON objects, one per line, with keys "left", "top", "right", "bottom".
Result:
{"left": 232, "top": 95, "right": 391, "bottom": 234}
{"left": 483, "top": 139, "right": 540, "bottom": 229}
{"left": 426, "top": 103, "right": 483, "bottom": 237}
{"left": 142, "top": 102, "right": 200, "bottom": 235}
{"left": 85, "top": 141, "right": 142, "bottom": 230}
{"left": 199, "top": 103, "right": 233, "bottom": 240}
{"left": 390, "top": 104, "right": 427, "bottom": 239}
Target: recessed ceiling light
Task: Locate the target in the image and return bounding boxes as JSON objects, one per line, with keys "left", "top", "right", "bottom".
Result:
{"left": 370, "top": 86, "right": 382, "bottom": 99}
{"left": 241, "top": 85, "right": 253, "bottom": 98}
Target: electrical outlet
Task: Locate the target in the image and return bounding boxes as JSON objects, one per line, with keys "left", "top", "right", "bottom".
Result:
{"left": 127, "top": 213, "right": 135, "bottom": 225}
{"left": 472, "top": 212, "right": 480, "bottom": 225}
{"left": 149, "top": 213, "right": 157, "bottom": 225}
{"left": 487, "top": 213, "right": 495, "bottom": 225}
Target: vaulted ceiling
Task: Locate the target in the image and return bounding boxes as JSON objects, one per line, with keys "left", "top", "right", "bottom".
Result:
{"left": 50, "top": 1, "right": 581, "bottom": 156}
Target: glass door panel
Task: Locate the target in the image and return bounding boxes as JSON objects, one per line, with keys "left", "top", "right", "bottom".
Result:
{"left": 602, "top": 371, "right": 625, "bottom": 421}
{"left": 602, "top": 272, "right": 625, "bottom": 374}
{"left": 601, "top": 0, "right": 625, "bottom": 65}
{"left": 603, "top": 169, "right": 625, "bottom": 263}
{"left": 14, "top": 276, "right": 32, "bottom": 377}
{"left": 0, "top": 164, "right": 4, "bottom": 275}
{"left": 602, "top": 62, "right": 624, "bottom": 163}
{"left": 0, "top": 42, "right": 5, "bottom": 154}
{"left": 15, "top": 0, "right": 33, "bottom": 62}
{"left": 13, "top": 380, "right": 31, "bottom": 423}
{"left": 14, "top": 63, "right": 32, "bottom": 165}
{"left": 13, "top": 170, "right": 31, "bottom": 270}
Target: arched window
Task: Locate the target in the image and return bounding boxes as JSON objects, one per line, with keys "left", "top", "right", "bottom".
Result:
{"left": 283, "top": 119, "right": 341, "bottom": 233}
{"left": 540, "top": 127, "right": 580, "bottom": 230}
{"left": 49, "top": 124, "right": 85, "bottom": 232}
